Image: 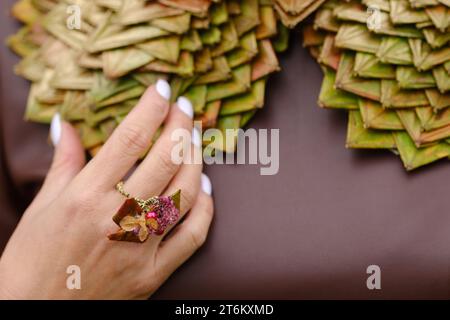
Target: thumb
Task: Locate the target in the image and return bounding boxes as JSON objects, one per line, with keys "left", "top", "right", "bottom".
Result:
{"left": 30, "top": 113, "right": 86, "bottom": 211}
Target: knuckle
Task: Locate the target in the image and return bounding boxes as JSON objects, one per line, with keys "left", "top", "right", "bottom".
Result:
{"left": 201, "top": 197, "right": 214, "bottom": 216}
{"left": 117, "top": 125, "right": 150, "bottom": 155}
{"left": 131, "top": 276, "right": 155, "bottom": 297}
{"left": 132, "top": 266, "right": 161, "bottom": 297}
{"left": 74, "top": 192, "right": 95, "bottom": 211}
{"left": 51, "top": 151, "right": 80, "bottom": 174}
{"left": 152, "top": 97, "right": 169, "bottom": 119}
{"left": 155, "top": 147, "right": 178, "bottom": 176}
{"left": 181, "top": 189, "right": 197, "bottom": 212}
{"left": 149, "top": 265, "right": 165, "bottom": 288}
{"left": 65, "top": 187, "right": 101, "bottom": 216}
{"left": 187, "top": 226, "right": 207, "bottom": 250}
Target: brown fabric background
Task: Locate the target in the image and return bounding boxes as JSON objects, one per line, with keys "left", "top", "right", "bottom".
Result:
{"left": 1, "top": 1, "right": 449, "bottom": 299}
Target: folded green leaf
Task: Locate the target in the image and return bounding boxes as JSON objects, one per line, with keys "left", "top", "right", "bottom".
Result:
{"left": 346, "top": 110, "right": 397, "bottom": 149}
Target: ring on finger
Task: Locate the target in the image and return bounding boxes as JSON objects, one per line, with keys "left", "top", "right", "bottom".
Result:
{"left": 107, "top": 182, "right": 181, "bottom": 243}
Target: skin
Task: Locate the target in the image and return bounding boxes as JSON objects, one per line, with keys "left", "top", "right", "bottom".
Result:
{"left": 0, "top": 84, "right": 214, "bottom": 299}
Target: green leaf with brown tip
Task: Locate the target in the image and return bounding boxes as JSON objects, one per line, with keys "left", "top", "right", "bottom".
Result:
{"left": 314, "top": 5, "right": 341, "bottom": 32}
{"left": 354, "top": 52, "right": 396, "bottom": 79}
{"left": 416, "top": 106, "right": 450, "bottom": 131}
{"left": 432, "top": 66, "right": 450, "bottom": 93}
{"left": 381, "top": 80, "right": 429, "bottom": 108}
{"left": 102, "top": 47, "right": 155, "bottom": 79}
{"left": 76, "top": 122, "right": 105, "bottom": 149}
{"left": 226, "top": 32, "right": 258, "bottom": 68}
{"left": 234, "top": 0, "right": 260, "bottom": 36}
{"left": 423, "top": 28, "right": 450, "bottom": 49}
{"left": 397, "top": 108, "right": 450, "bottom": 146}
{"left": 181, "top": 29, "right": 203, "bottom": 52}
{"left": 206, "top": 64, "right": 251, "bottom": 102}
{"left": 87, "top": 26, "right": 169, "bottom": 53}
{"left": 256, "top": 5, "right": 277, "bottom": 39}
{"left": 143, "top": 51, "right": 194, "bottom": 77}
{"left": 272, "top": 22, "right": 290, "bottom": 53}
{"left": 319, "top": 67, "right": 359, "bottom": 109}
{"left": 138, "top": 35, "right": 180, "bottom": 64}
{"left": 394, "top": 131, "right": 450, "bottom": 171}
{"left": 318, "top": 35, "right": 341, "bottom": 71}
{"left": 150, "top": 13, "right": 191, "bottom": 34}
{"left": 211, "top": 21, "right": 239, "bottom": 57}
{"left": 396, "top": 66, "right": 436, "bottom": 89}
{"left": 184, "top": 85, "right": 207, "bottom": 114}
{"left": 390, "top": 0, "right": 430, "bottom": 24}
{"left": 346, "top": 110, "right": 397, "bottom": 149}
{"left": 210, "top": 1, "right": 229, "bottom": 25}
{"left": 200, "top": 26, "right": 221, "bottom": 45}
{"left": 195, "top": 57, "right": 232, "bottom": 85}
{"left": 117, "top": 3, "right": 184, "bottom": 26}
{"left": 335, "top": 24, "right": 381, "bottom": 54}
{"left": 220, "top": 78, "right": 266, "bottom": 116}
{"left": 240, "top": 110, "right": 257, "bottom": 127}
{"left": 95, "top": 86, "right": 146, "bottom": 110}
{"left": 359, "top": 99, "right": 404, "bottom": 130}
{"left": 60, "top": 91, "right": 90, "bottom": 121}
{"left": 425, "top": 5, "right": 450, "bottom": 32}
{"left": 132, "top": 72, "right": 167, "bottom": 87}
{"left": 196, "top": 100, "right": 221, "bottom": 129}
{"left": 426, "top": 89, "right": 450, "bottom": 111}
{"left": 376, "top": 37, "right": 413, "bottom": 65}
{"left": 251, "top": 40, "right": 280, "bottom": 81}
{"left": 194, "top": 48, "right": 213, "bottom": 73}
{"left": 302, "top": 24, "right": 325, "bottom": 47}
{"left": 25, "top": 84, "right": 58, "bottom": 124}
{"left": 336, "top": 52, "right": 382, "bottom": 101}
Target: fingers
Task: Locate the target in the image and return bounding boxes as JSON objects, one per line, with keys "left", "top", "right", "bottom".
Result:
{"left": 153, "top": 174, "right": 213, "bottom": 277}
{"left": 28, "top": 114, "right": 86, "bottom": 212}
{"left": 123, "top": 96, "right": 194, "bottom": 199}
{"left": 78, "top": 80, "right": 171, "bottom": 190}
{"left": 161, "top": 131, "right": 203, "bottom": 215}
{"left": 99, "top": 124, "right": 202, "bottom": 233}
{"left": 141, "top": 135, "right": 202, "bottom": 246}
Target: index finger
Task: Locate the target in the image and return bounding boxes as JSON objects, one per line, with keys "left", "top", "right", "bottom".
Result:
{"left": 79, "top": 80, "right": 172, "bottom": 190}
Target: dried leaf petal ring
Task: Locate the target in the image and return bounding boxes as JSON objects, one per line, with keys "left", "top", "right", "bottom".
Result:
{"left": 108, "top": 182, "right": 181, "bottom": 243}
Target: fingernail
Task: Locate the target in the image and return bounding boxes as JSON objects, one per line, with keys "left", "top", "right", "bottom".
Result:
{"left": 201, "top": 173, "right": 212, "bottom": 195}
{"left": 192, "top": 127, "right": 202, "bottom": 148}
{"left": 177, "top": 96, "right": 193, "bottom": 118}
{"left": 155, "top": 79, "right": 171, "bottom": 101}
{"left": 50, "top": 113, "right": 61, "bottom": 147}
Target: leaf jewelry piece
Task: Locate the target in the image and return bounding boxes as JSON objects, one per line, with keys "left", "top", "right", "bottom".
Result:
{"left": 108, "top": 182, "right": 181, "bottom": 243}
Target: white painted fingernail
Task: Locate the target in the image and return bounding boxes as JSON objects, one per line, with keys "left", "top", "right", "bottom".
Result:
{"left": 50, "top": 113, "right": 61, "bottom": 147}
{"left": 201, "top": 173, "right": 212, "bottom": 195}
{"left": 177, "top": 96, "right": 193, "bottom": 118}
{"left": 155, "top": 79, "right": 171, "bottom": 101}
{"left": 192, "top": 127, "right": 202, "bottom": 148}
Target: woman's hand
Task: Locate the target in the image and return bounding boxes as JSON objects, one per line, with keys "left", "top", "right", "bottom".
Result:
{"left": 0, "top": 80, "right": 214, "bottom": 299}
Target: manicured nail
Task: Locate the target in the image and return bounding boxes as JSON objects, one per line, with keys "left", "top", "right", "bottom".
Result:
{"left": 201, "top": 173, "right": 212, "bottom": 195}
{"left": 50, "top": 113, "right": 61, "bottom": 147}
{"left": 192, "top": 127, "right": 202, "bottom": 148}
{"left": 177, "top": 96, "right": 193, "bottom": 118}
{"left": 155, "top": 79, "right": 171, "bottom": 101}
